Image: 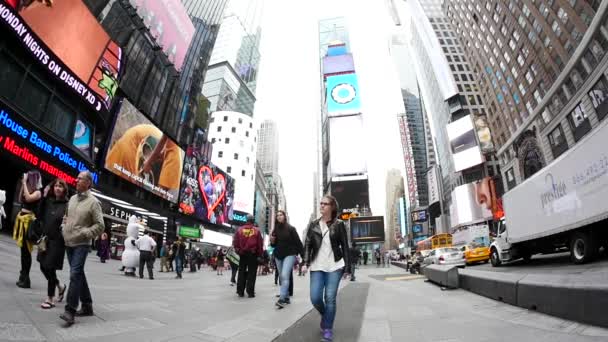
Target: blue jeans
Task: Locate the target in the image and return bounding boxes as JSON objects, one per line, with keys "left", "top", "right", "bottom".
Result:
{"left": 65, "top": 246, "right": 93, "bottom": 313}
{"left": 275, "top": 255, "right": 296, "bottom": 300}
{"left": 176, "top": 257, "right": 184, "bottom": 276}
{"left": 310, "top": 269, "right": 343, "bottom": 330}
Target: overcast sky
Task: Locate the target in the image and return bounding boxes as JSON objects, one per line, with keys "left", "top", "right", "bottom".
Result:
{"left": 254, "top": 0, "right": 410, "bottom": 233}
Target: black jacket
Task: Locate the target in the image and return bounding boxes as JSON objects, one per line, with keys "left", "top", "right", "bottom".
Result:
{"left": 38, "top": 197, "right": 68, "bottom": 270}
{"left": 271, "top": 224, "right": 304, "bottom": 259}
{"left": 303, "top": 218, "right": 350, "bottom": 274}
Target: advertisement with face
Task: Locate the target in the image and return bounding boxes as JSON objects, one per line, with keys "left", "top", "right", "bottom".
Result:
{"left": 178, "top": 147, "right": 235, "bottom": 227}
{"left": 447, "top": 115, "right": 484, "bottom": 172}
{"left": 104, "top": 99, "right": 184, "bottom": 203}
{"left": 350, "top": 216, "right": 385, "bottom": 243}
{"left": 2, "top": 0, "right": 122, "bottom": 111}
{"left": 474, "top": 116, "right": 494, "bottom": 152}
{"left": 326, "top": 73, "right": 362, "bottom": 116}
{"left": 129, "top": 0, "right": 195, "bottom": 71}
{"left": 449, "top": 182, "right": 493, "bottom": 229}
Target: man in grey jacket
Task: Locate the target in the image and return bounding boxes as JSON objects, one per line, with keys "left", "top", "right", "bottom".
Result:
{"left": 60, "top": 171, "right": 104, "bottom": 325}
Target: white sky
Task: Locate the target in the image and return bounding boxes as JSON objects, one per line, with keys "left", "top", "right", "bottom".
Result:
{"left": 255, "top": 0, "right": 408, "bottom": 233}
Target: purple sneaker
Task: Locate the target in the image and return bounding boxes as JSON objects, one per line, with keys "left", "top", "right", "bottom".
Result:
{"left": 321, "top": 329, "right": 333, "bottom": 342}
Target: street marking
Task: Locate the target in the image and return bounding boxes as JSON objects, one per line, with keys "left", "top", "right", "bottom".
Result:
{"left": 384, "top": 275, "right": 425, "bottom": 281}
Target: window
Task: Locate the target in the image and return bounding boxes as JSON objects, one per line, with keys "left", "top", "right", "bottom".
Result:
{"left": 528, "top": 30, "right": 537, "bottom": 43}
{"left": 522, "top": 4, "right": 530, "bottom": 17}
{"left": 227, "top": 166, "right": 232, "bottom": 173}
{"left": 217, "top": 126, "right": 222, "bottom": 132}
{"left": 503, "top": 52, "right": 511, "bottom": 63}
{"left": 517, "top": 54, "right": 525, "bottom": 67}
{"left": 225, "top": 137, "right": 230, "bottom": 144}
{"left": 540, "top": 3, "right": 549, "bottom": 17}
{"left": 501, "top": 26, "right": 508, "bottom": 37}
{"left": 541, "top": 108, "right": 552, "bottom": 124}
{"left": 234, "top": 153, "right": 239, "bottom": 160}
{"left": 249, "top": 122, "right": 253, "bottom": 128}
{"left": 211, "top": 138, "right": 216, "bottom": 143}
{"left": 513, "top": 92, "right": 521, "bottom": 104}
{"left": 218, "top": 151, "right": 223, "bottom": 157}
{"left": 231, "top": 127, "right": 236, "bottom": 133}
{"left": 568, "top": 102, "right": 592, "bottom": 141}
{"left": 519, "top": 83, "right": 526, "bottom": 95}
{"left": 457, "top": 64, "right": 464, "bottom": 71}
{"left": 245, "top": 131, "right": 249, "bottom": 137}
{"left": 557, "top": 8, "right": 568, "bottom": 23}
{"left": 513, "top": 30, "right": 520, "bottom": 42}
{"left": 552, "top": 21, "right": 561, "bottom": 37}
{"left": 490, "top": 26, "right": 496, "bottom": 35}
{"left": 246, "top": 157, "right": 250, "bottom": 164}
{"left": 526, "top": 71, "right": 533, "bottom": 84}
{"left": 241, "top": 170, "right": 246, "bottom": 177}
{"left": 589, "top": 76, "right": 608, "bottom": 120}
{"left": 534, "top": 90, "right": 542, "bottom": 103}
{"left": 548, "top": 124, "right": 568, "bottom": 157}
{"left": 518, "top": 15, "right": 527, "bottom": 29}
{"left": 45, "top": 98, "right": 74, "bottom": 140}
{"left": 509, "top": 39, "right": 517, "bottom": 50}
{"left": 223, "top": 116, "right": 228, "bottom": 122}
{"left": 238, "top": 118, "right": 243, "bottom": 124}
{"left": 16, "top": 75, "right": 50, "bottom": 121}
{"left": 500, "top": 61, "right": 506, "bottom": 72}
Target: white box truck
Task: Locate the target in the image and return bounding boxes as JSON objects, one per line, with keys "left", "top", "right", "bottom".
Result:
{"left": 490, "top": 120, "right": 608, "bottom": 266}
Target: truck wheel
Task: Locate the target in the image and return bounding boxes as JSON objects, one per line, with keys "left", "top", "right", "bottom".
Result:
{"left": 490, "top": 248, "right": 501, "bottom": 267}
{"left": 570, "top": 232, "right": 597, "bottom": 264}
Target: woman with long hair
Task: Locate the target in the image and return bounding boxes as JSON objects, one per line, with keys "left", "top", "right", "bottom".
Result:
{"left": 301, "top": 195, "right": 350, "bottom": 342}
{"left": 215, "top": 246, "right": 225, "bottom": 275}
{"left": 97, "top": 233, "right": 111, "bottom": 263}
{"left": 37, "top": 178, "right": 69, "bottom": 308}
{"left": 13, "top": 170, "right": 43, "bottom": 288}
{"left": 271, "top": 210, "right": 303, "bottom": 309}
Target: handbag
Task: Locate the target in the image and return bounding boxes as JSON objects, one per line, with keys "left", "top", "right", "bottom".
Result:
{"left": 26, "top": 218, "right": 43, "bottom": 243}
{"left": 37, "top": 235, "right": 48, "bottom": 253}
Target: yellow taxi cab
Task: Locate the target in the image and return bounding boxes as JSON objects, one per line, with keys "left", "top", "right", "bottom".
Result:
{"left": 460, "top": 245, "right": 490, "bottom": 264}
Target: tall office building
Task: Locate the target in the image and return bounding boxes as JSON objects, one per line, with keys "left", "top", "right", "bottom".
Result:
{"left": 385, "top": 169, "right": 405, "bottom": 251}
{"left": 256, "top": 120, "right": 280, "bottom": 175}
{"left": 445, "top": 1, "right": 608, "bottom": 190}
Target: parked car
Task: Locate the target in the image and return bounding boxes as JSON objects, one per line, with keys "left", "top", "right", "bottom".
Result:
{"left": 422, "top": 247, "right": 466, "bottom": 267}
{"left": 460, "top": 245, "right": 490, "bottom": 265}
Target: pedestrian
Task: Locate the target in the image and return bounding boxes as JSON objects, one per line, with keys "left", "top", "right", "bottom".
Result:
{"left": 13, "top": 170, "right": 43, "bottom": 289}
{"left": 226, "top": 246, "right": 239, "bottom": 286}
{"left": 59, "top": 171, "right": 105, "bottom": 325}
{"left": 167, "top": 242, "right": 175, "bottom": 272}
{"left": 375, "top": 249, "right": 381, "bottom": 267}
{"left": 215, "top": 246, "right": 225, "bottom": 275}
{"left": 97, "top": 233, "right": 110, "bottom": 263}
{"left": 363, "top": 250, "right": 369, "bottom": 265}
{"left": 136, "top": 230, "right": 157, "bottom": 280}
{"left": 271, "top": 210, "right": 303, "bottom": 309}
{"left": 349, "top": 243, "right": 360, "bottom": 281}
{"left": 301, "top": 195, "right": 351, "bottom": 342}
{"left": 37, "top": 178, "right": 69, "bottom": 309}
{"left": 159, "top": 243, "right": 168, "bottom": 272}
{"left": 232, "top": 214, "right": 263, "bottom": 298}
{"left": 272, "top": 256, "right": 279, "bottom": 285}
{"left": 385, "top": 250, "right": 391, "bottom": 268}
{"left": 172, "top": 238, "right": 186, "bottom": 279}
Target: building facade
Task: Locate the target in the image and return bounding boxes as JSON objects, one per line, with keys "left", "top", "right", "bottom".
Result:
{"left": 385, "top": 169, "right": 405, "bottom": 251}
{"left": 445, "top": 0, "right": 608, "bottom": 191}
{"left": 208, "top": 111, "right": 257, "bottom": 214}
{"left": 256, "top": 119, "right": 279, "bottom": 175}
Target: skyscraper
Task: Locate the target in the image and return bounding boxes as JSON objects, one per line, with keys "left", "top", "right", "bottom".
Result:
{"left": 256, "top": 120, "right": 280, "bottom": 176}
{"left": 444, "top": 1, "right": 608, "bottom": 190}
{"left": 385, "top": 169, "right": 405, "bottom": 251}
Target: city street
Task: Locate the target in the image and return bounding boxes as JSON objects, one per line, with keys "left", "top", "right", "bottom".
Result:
{"left": 475, "top": 251, "right": 608, "bottom": 275}
{"left": 2, "top": 238, "right": 608, "bottom": 342}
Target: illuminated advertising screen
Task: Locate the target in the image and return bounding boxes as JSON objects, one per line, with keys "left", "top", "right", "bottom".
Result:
{"left": 1, "top": 0, "right": 123, "bottom": 113}
{"left": 129, "top": 0, "right": 195, "bottom": 71}
{"left": 72, "top": 119, "right": 92, "bottom": 157}
{"left": 0, "top": 102, "right": 97, "bottom": 185}
{"left": 326, "top": 73, "right": 362, "bottom": 116}
{"left": 447, "top": 115, "right": 484, "bottom": 172}
{"left": 331, "top": 178, "right": 369, "bottom": 211}
{"left": 449, "top": 182, "right": 493, "bottom": 229}
{"left": 329, "top": 115, "right": 366, "bottom": 176}
{"left": 323, "top": 54, "right": 355, "bottom": 76}
{"left": 104, "top": 99, "right": 184, "bottom": 203}
{"left": 411, "top": 209, "right": 427, "bottom": 222}
{"left": 178, "top": 146, "right": 235, "bottom": 227}
{"left": 350, "top": 216, "right": 385, "bottom": 243}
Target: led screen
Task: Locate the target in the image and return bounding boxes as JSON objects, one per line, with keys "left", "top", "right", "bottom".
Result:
{"left": 446, "top": 115, "right": 483, "bottom": 172}
{"left": 326, "top": 73, "right": 362, "bottom": 116}
{"left": 178, "top": 143, "right": 235, "bottom": 227}
{"left": 449, "top": 182, "right": 493, "bottom": 229}
{"left": 104, "top": 99, "right": 184, "bottom": 203}
{"left": 350, "top": 216, "right": 385, "bottom": 243}
{"left": 329, "top": 115, "right": 366, "bottom": 176}
{"left": 331, "top": 178, "right": 369, "bottom": 211}
{"left": 323, "top": 54, "right": 355, "bottom": 76}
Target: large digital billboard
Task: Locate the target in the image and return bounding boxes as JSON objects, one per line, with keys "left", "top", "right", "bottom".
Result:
{"left": 331, "top": 177, "right": 369, "bottom": 211}
{"left": 449, "top": 182, "right": 493, "bottom": 229}
{"left": 129, "top": 0, "right": 195, "bottom": 71}
{"left": 178, "top": 144, "right": 235, "bottom": 227}
{"left": 104, "top": 99, "right": 184, "bottom": 203}
{"left": 350, "top": 216, "right": 385, "bottom": 243}
{"left": 446, "top": 115, "right": 484, "bottom": 172}
{"left": 329, "top": 115, "right": 366, "bottom": 176}
{"left": 326, "top": 73, "right": 362, "bottom": 116}
{"left": 323, "top": 54, "right": 355, "bottom": 76}
{"left": 1, "top": 0, "right": 122, "bottom": 113}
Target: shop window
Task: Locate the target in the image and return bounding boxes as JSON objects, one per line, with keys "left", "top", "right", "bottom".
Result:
{"left": 0, "top": 53, "right": 24, "bottom": 100}
{"left": 548, "top": 124, "right": 568, "bottom": 158}
{"left": 568, "top": 102, "right": 592, "bottom": 142}
{"left": 16, "top": 75, "right": 50, "bottom": 121}
{"left": 588, "top": 75, "right": 608, "bottom": 121}
{"left": 72, "top": 118, "right": 92, "bottom": 157}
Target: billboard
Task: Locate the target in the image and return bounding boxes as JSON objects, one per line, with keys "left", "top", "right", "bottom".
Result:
{"left": 323, "top": 54, "right": 355, "bottom": 76}
{"left": 331, "top": 178, "right": 369, "bottom": 210}
{"left": 329, "top": 115, "right": 366, "bottom": 176}
{"left": 474, "top": 116, "right": 494, "bottom": 152}
{"left": 1, "top": 0, "right": 123, "bottom": 112}
{"left": 105, "top": 99, "right": 184, "bottom": 203}
{"left": 411, "top": 209, "right": 427, "bottom": 222}
{"left": 449, "top": 182, "right": 493, "bottom": 229}
{"left": 452, "top": 223, "right": 490, "bottom": 248}
{"left": 427, "top": 165, "right": 440, "bottom": 205}
{"left": 130, "top": 0, "right": 195, "bottom": 70}
{"left": 326, "top": 73, "right": 362, "bottom": 116}
{"left": 350, "top": 216, "right": 385, "bottom": 243}
{"left": 178, "top": 146, "right": 235, "bottom": 227}
{"left": 447, "top": 115, "right": 484, "bottom": 172}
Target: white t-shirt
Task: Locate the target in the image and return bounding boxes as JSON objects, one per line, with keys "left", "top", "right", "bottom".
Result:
{"left": 310, "top": 220, "right": 345, "bottom": 272}
{"left": 136, "top": 235, "right": 157, "bottom": 252}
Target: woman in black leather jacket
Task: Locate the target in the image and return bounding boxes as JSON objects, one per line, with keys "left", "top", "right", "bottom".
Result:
{"left": 301, "top": 195, "right": 350, "bottom": 342}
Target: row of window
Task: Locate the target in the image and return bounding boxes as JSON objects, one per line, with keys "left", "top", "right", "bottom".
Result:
{"left": 216, "top": 125, "right": 251, "bottom": 137}
{"left": 216, "top": 150, "right": 251, "bottom": 164}
{"left": 211, "top": 114, "right": 254, "bottom": 129}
